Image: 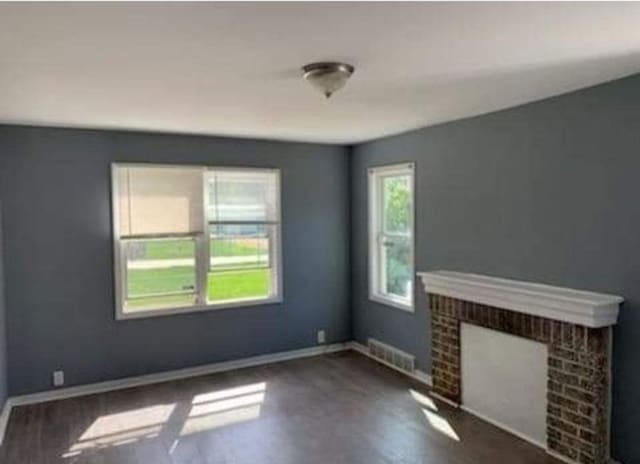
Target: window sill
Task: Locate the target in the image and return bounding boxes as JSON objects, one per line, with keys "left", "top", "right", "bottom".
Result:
{"left": 116, "top": 296, "right": 283, "bottom": 321}
{"left": 369, "top": 293, "right": 414, "bottom": 313}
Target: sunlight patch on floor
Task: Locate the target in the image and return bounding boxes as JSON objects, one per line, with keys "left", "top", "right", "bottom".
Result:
{"left": 63, "top": 404, "right": 176, "bottom": 457}
{"left": 423, "top": 409, "right": 460, "bottom": 441}
{"left": 409, "top": 389, "right": 438, "bottom": 411}
{"left": 192, "top": 382, "right": 266, "bottom": 405}
{"left": 180, "top": 382, "right": 266, "bottom": 436}
{"left": 179, "top": 404, "right": 263, "bottom": 436}
{"left": 409, "top": 388, "right": 460, "bottom": 442}
{"left": 62, "top": 382, "right": 268, "bottom": 459}
{"left": 190, "top": 392, "right": 265, "bottom": 416}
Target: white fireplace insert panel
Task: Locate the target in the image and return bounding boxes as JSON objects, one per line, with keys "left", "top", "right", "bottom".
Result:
{"left": 461, "top": 323, "right": 548, "bottom": 448}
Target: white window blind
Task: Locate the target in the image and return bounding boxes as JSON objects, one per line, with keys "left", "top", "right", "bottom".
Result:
{"left": 115, "top": 165, "right": 204, "bottom": 237}
{"left": 206, "top": 170, "right": 278, "bottom": 223}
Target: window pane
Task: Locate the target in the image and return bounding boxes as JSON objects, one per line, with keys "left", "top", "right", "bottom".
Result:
{"left": 383, "top": 175, "right": 411, "bottom": 234}
{"left": 115, "top": 165, "right": 204, "bottom": 236}
{"left": 207, "top": 170, "right": 278, "bottom": 222}
{"left": 124, "top": 238, "right": 197, "bottom": 312}
{"left": 207, "top": 224, "right": 273, "bottom": 303}
{"left": 383, "top": 237, "right": 412, "bottom": 300}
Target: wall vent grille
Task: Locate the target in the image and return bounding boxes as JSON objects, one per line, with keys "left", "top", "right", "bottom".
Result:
{"left": 367, "top": 338, "right": 415, "bottom": 373}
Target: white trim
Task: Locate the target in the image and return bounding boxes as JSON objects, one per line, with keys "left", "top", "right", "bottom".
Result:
{"left": 547, "top": 449, "right": 621, "bottom": 464}
{"left": 116, "top": 295, "right": 284, "bottom": 321}
{"left": 429, "top": 391, "right": 460, "bottom": 408}
{"left": 463, "top": 392, "right": 619, "bottom": 464}
{"left": 460, "top": 404, "right": 546, "bottom": 450}
{"left": 8, "top": 343, "right": 349, "bottom": 408}
{"left": 547, "top": 449, "right": 581, "bottom": 464}
{"left": 349, "top": 341, "right": 432, "bottom": 387}
{"left": 370, "top": 293, "right": 414, "bottom": 312}
{"left": 0, "top": 341, "right": 423, "bottom": 445}
{"left": 418, "top": 271, "right": 624, "bottom": 328}
{"left": 0, "top": 398, "right": 14, "bottom": 446}
{"left": 368, "top": 162, "right": 415, "bottom": 312}
{"left": 197, "top": 177, "right": 209, "bottom": 306}
{"left": 112, "top": 163, "right": 124, "bottom": 317}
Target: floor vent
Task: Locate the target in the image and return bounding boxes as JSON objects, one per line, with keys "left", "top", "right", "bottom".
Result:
{"left": 367, "top": 338, "right": 415, "bottom": 373}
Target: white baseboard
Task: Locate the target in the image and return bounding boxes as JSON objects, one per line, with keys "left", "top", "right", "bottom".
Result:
{"left": 462, "top": 402, "right": 623, "bottom": 464}
{"left": 0, "top": 343, "right": 350, "bottom": 444}
{"left": 9, "top": 343, "right": 349, "bottom": 408}
{"left": 349, "top": 341, "right": 432, "bottom": 387}
{"left": 461, "top": 404, "right": 546, "bottom": 450}
{"left": 547, "top": 449, "right": 581, "bottom": 464}
{"left": 429, "top": 391, "right": 460, "bottom": 408}
{"left": 0, "top": 340, "right": 430, "bottom": 445}
{"left": 546, "top": 442, "right": 621, "bottom": 464}
{"left": 0, "top": 398, "right": 14, "bottom": 446}
{"left": 0, "top": 342, "right": 350, "bottom": 446}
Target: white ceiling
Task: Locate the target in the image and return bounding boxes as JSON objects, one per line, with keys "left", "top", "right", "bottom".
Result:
{"left": 1, "top": 2, "right": 640, "bottom": 144}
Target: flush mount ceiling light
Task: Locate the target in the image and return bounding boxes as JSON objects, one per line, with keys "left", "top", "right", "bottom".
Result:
{"left": 302, "top": 62, "right": 355, "bottom": 99}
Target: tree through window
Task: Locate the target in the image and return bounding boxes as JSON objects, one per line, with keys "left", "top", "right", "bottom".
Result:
{"left": 369, "top": 163, "right": 414, "bottom": 310}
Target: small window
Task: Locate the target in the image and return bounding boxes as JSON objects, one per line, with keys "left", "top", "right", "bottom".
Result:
{"left": 368, "top": 163, "right": 415, "bottom": 311}
{"left": 112, "top": 164, "right": 282, "bottom": 319}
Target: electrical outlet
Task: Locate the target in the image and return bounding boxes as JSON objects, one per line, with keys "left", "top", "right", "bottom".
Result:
{"left": 53, "top": 370, "right": 64, "bottom": 387}
{"left": 317, "top": 330, "right": 326, "bottom": 344}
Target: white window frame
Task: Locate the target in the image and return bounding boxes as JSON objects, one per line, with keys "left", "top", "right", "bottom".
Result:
{"left": 112, "top": 163, "right": 283, "bottom": 320}
{"left": 368, "top": 162, "right": 415, "bottom": 312}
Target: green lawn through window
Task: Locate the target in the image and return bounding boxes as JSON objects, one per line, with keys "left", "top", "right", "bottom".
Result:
{"left": 143, "top": 239, "right": 265, "bottom": 260}
{"left": 207, "top": 268, "right": 270, "bottom": 302}
{"left": 126, "top": 266, "right": 270, "bottom": 311}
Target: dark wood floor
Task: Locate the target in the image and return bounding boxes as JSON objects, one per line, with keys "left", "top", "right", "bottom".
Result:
{"left": 1, "top": 351, "right": 560, "bottom": 464}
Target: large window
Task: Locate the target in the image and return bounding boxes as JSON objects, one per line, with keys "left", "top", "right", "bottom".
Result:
{"left": 368, "top": 163, "right": 414, "bottom": 311}
{"left": 113, "top": 164, "right": 281, "bottom": 319}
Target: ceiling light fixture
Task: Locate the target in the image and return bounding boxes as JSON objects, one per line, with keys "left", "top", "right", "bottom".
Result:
{"left": 302, "top": 62, "right": 355, "bottom": 99}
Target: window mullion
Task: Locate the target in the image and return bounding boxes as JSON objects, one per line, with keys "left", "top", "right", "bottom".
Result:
{"left": 119, "top": 240, "right": 128, "bottom": 312}
{"left": 267, "top": 225, "right": 275, "bottom": 297}
{"left": 377, "top": 174, "right": 386, "bottom": 296}
{"left": 207, "top": 220, "right": 278, "bottom": 226}
{"left": 199, "top": 172, "right": 212, "bottom": 305}
{"left": 120, "top": 232, "right": 202, "bottom": 241}
{"left": 195, "top": 233, "right": 208, "bottom": 306}
{"left": 381, "top": 233, "right": 411, "bottom": 242}
{"left": 380, "top": 232, "right": 385, "bottom": 295}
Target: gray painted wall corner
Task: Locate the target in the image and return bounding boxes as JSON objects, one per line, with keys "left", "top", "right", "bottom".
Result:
{"left": 0, "top": 126, "right": 351, "bottom": 396}
{"left": 350, "top": 73, "right": 640, "bottom": 463}
{"left": 0, "top": 204, "right": 8, "bottom": 413}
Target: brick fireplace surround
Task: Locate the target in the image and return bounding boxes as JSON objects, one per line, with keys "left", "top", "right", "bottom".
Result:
{"left": 419, "top": 272, "right": 623, "bottom": 464}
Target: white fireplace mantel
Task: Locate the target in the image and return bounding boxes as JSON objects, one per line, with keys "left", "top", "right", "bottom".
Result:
{"left": 417, "top": 271, "right": 624, "bottom": 328}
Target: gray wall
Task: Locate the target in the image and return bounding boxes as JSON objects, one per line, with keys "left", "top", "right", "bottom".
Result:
{"left": 0, "top": 205, "right": 7, "bottom": 412}
{"left": 0, "top": 126, "right": 350, "bottom": 396}
{"left": 351, "top": 73, "right": 640, "bottom": 463}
